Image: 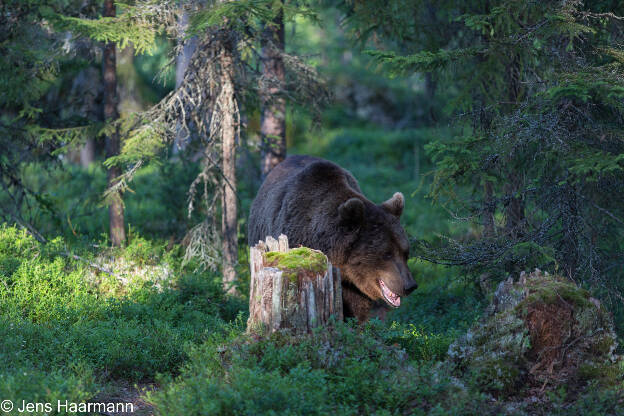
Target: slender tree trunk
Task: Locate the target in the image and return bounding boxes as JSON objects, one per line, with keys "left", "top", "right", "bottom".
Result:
{"left": 483, "top": 180, "right": 495, "bottom": 237}
{"left": 175, "top": 12, "right": 198, "bottom": 89}
{"left": 219, "top": 36, "right": 238, "bottom": 294}
{"left": 117, "top": 45, "right": 145, "bottom": 117}
{"left": 424, "top": 72, "right": 437, "bottom": 123}
{"left": 504, "top": 54, "right": 525, "bottom": 238}
{"left": 260, "top": 7, "right": 286, "bottom": 178}
{"left": 77, "top": 67, "right": 99, "bottom": 167}
{"left": 103, "top": 0, "right": 125, "bottom": 247}
{"left": 80, "top": 139, "right": 96, "bottom": 167}
{"left": 67, "top": 65, "right": 101, "bottom": 167}
{"left": 173, "top": 11, "right": 198, "bottom": 153}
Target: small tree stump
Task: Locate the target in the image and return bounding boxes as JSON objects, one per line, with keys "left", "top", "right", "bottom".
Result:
{"left": 247, "top": 234, "right": 343, "bottom": 334}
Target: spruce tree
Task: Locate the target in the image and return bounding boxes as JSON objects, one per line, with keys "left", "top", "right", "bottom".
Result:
{"left": 0, "top": 0, "right": 102, "bottom": 240}
{"left": 357, "top": 1, "right": 624, "bottom": 308}
{"left": 259, "top": 1, "right": 287, "bottom": 177}
{"left": 57, "top": 0, "right": 329, "bottom": 290}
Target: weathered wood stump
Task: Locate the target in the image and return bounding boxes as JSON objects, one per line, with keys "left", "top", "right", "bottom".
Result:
{"left": 247, "top": 235, "right": 343, "bottom": 334}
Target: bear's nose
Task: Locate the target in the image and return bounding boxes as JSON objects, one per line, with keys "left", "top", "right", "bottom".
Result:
{"left": 404, "top": 280, "right": 418, "bottom": 295}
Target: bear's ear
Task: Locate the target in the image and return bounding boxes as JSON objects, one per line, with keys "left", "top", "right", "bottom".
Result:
{"left": 339, "top": 198, "right": 365, "bottom": 225}
{"left": 381, "top": 192, "right": 404, "bottom": 217}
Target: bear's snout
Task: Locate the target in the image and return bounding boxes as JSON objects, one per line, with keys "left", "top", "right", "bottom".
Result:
{"left": 404, "top": 279, "right": 418, "bottom": 295}
{"left": 398, "top": 263, "right": 417, "bottom": 295}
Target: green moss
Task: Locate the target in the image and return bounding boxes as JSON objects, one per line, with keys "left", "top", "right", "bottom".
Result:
{"left": 450, "top": 307, "right": 529, "bottom": 395}
{"left": 594, "top": 335, "right": 617, "bottom": 356}
{"left": 264, "top": 247, "right": 327, "bottom": 282}
{"left": 577, "top": 362, "right": 623, "bottom": 385}
{"left": 524, "top": 277, "right": 591, "bottom": 308}
{"left": 469, "top": 358, "right": 521, "bottom": 394}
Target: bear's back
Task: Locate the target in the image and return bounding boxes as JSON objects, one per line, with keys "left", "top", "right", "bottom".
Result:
{"left": 247, "top": 155, "right": 362, "bottom": 248}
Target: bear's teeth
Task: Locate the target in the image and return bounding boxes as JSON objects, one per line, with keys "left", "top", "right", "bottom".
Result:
{"left": 380, "top": 280, "right": 401, "bottom": 307}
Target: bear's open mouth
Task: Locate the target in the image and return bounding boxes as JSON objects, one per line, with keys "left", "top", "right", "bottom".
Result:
{"left": 379, "top": 279, "right": 401, "bottom": 307}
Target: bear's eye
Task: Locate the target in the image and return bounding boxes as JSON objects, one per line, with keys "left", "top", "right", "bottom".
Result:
{"left": 383, "top": 252, "right": 393, "bottom": 261}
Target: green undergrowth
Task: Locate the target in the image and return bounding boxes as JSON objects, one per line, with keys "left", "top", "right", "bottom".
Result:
{"left": 0, "top": 224, "right": 243, "bottom": 415}
{"left": 2, "top": 225, "right": 622, "bottom": 414}
{"left": 147, "top": 256, "right": 498, "bottom": 415}
{"left": 0, "top": 222, "right": 496, "bottom": 415}
{"left": 384, "top": 259, "right": 485, "bottom": 363}
{"left": 147, "top": 322, "right": 496, "bottom": 416}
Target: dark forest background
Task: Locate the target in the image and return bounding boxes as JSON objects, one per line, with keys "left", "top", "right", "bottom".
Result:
{"left": 1, "top": 1, "right": 624, "bottom": 414}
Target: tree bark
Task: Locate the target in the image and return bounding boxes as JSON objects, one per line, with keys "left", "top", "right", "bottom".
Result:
{"left": 66, "top": 65, "right": 101, "bottom": 167}
{"left": 175, "top": 12, "right": 198, "bottom": 89}
{"left": 247, "top": 235, "right": 343, "bottom": 334}
{"left": 483, "top": 180, "right": 495, "bottom": 237}
{"left": 424, "top": 71, "right": 437, "bottom": 123}
{"left": 260, "top": 8, "right": 286, "bottom": 178}
{"left": 103, "top": 0, "right": 125, "bottom": 247}
{"left": 219, "top": 37, "right": 238, "bottom": 294}
{"left": 504, "top": 53, "right": 525, "bottom": 238}
{"left": 173, "top": 11, "right": 198, "bottom": 153}
{"left": 117, "top": 45, "right": 145, "bottom": 117}
{"left": 80, "top": 139, "right": 96, "bottom": 167}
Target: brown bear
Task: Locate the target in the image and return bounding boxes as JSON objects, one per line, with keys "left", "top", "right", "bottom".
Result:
{"left": 248, "top": 155, "right": 417, "bottom": 322}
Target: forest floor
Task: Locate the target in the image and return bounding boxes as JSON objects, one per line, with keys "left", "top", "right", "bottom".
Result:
{"left": 92, "top": 381, "right": 156, "bottom": 416}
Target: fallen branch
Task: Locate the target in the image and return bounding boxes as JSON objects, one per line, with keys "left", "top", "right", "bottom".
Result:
{"left": 62, "top": 251, "right": 124, "bottom": 281}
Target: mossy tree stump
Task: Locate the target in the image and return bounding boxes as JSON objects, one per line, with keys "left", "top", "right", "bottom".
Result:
{"left": 449, "top": 269, "right": 619, "bottom": 395}
{"left": 247, "top": 235, "right": 343, "bottom": 334}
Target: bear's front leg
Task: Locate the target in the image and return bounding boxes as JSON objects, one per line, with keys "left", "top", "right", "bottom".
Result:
{"left": 342, "top": 281, "right": 388, "bottom": 322}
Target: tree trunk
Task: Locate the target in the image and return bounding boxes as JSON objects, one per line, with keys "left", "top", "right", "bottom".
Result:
{"left": 483, "top": 180, "right": 495, "bottom": 237}
{"left": 80, "top": 139, "right": 96, "bottom": 167}
{"left": 260, "top": 8, "right": 286, "bottom": 178}
{"left": 117, "top": 45, "right": 145, "bottom": 117}
{"left": 424, "top": 71, "right": 437, "bottom": 123}
{"left": 67, "top": 65, "right": 101, "bottom": 167}
{"left": 175, "top": 12, "right": 198, "bottom": 89}
{"left": 103, "top": 0, "right": 125, "bottom": 247}
{"left": 247, "top": 235, "right": 343, "bottom": 334}
{"left": 219, "top": 37, "right": 238, "bottom": 294}
{"left": 173, "top": 11, "right": 198, "bottom": 153}
{"left": 504, "top": 53, "right": 525, "bottom": 238}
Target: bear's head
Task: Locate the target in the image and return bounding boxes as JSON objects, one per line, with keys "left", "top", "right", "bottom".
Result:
{"left": 334, "top": 192, "right": 417, "bottom": 308}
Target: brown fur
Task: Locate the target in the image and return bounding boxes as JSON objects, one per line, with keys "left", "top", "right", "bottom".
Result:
{"left": 248, "top": 155, "right": 417, "bottom": 322}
